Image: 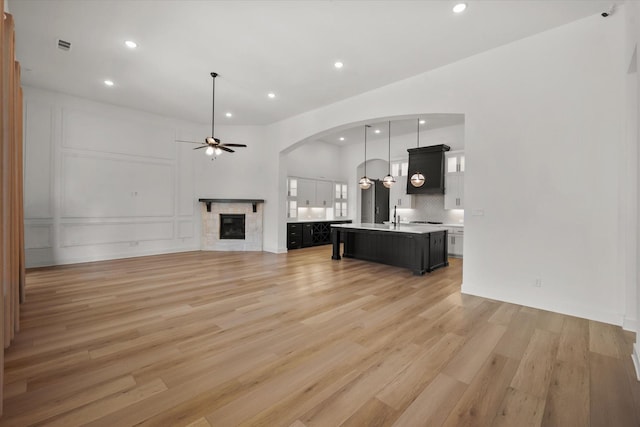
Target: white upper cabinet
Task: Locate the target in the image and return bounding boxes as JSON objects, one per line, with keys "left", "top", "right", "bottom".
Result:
{"left": 444, "top": 174, "right": 464, "bottom": 209}
{"left": 287, "top": 177, "right": 298, "bottom": 197}
{"left": 315, "top": 180, "right": 334, "bottom": 207}
{"left": 446, "top": 151, "right": 465, "bottom": 173}
{"left": 296, "top": 178, "right": 334, "bottom": 208}
{"left": 287, "top": 178, "right": 298, "bottom": 218}
{"left": 444, "top": 151, "right": 464, "bottom": 210}
{"left": 297, "top": 178, "right": 316, "bottom": 207}
{"left": 334, "top": 183, "right": 348, "bottom": 218}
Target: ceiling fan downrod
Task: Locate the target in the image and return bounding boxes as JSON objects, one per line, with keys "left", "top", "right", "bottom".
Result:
{"left": 210, "top": 72, "right": 218, "bottom": 142}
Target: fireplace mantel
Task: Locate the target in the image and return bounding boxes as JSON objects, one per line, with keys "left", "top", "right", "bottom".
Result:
{"left": 198, "top": 198, "right": 265, "bottom": 213}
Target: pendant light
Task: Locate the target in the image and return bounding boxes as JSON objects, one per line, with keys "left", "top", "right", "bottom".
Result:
{"left": 410, "top": 118, "right": 426, "bottom": 187}
{"left": 382, "top": 121, "right": 396, "bottom": 188}
{"left": 359, "top": 125, "right": 372, "bottom": 190}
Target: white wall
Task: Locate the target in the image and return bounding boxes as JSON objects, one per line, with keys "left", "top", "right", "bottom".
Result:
{"left": 266, "top": 11, "right": 628, "bottom": 326}
{"left": 286, "top": 140, "right": 345, "bottom": 181}
{"left": 22, "top": 87, "right": 208, "bottom": 266}
{"left": 624, "top": 0, "right": 640, "bottom": 377}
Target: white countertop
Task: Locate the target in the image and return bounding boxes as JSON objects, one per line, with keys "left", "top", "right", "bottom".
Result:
{"left": 383, "top": 222, "right": 464, "bottom": 228}
{"left": 288, "top": 219, "right": 352, "bottom": 223}
{"left": 331, "top": 222, "right": 446, "bottom": 234}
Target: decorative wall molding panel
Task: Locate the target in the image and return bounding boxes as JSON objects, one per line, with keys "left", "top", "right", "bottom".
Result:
{"left": 24, "top": 224, "right": 52, "bottom": 249}
{"left": 24, "top": 100, "right": 54, "bottom": 219}
{"left": 177, "top": 144, "right": 196, "bottom": 216}
{"left": 22, "top": 87, "right": 202, "bottom": 267}
{"left": 177, "top": 220, "right": 194, "bottom": 239}
{"left": 61, "top": 221, "right": 174, "bottom": 247}
{"left": 60, "top": 152, "right": 174, "bottom": 218}
{"left": 61, "top": 107, "right": 175, "bottom": 160}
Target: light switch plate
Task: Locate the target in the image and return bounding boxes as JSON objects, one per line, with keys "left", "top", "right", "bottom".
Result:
{"left": 472, "top": 209, "right": 484, "bottom": 216}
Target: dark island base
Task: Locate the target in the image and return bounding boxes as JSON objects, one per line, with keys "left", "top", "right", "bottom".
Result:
{"left": 331, "top": 227, "right": 448, "bottom": 275}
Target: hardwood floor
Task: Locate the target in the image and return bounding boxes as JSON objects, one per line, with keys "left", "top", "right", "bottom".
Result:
{"left": 2, "top": 247, "right": 639, "bottom": 426}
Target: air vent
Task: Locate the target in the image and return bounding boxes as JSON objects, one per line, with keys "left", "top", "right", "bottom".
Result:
{"left": 57, "top": 39, "right": 71, "bottom": 51}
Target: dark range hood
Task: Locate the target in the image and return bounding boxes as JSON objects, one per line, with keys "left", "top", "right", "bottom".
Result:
{"left": 406, "top": 144, "right": 450, "bottom": 194}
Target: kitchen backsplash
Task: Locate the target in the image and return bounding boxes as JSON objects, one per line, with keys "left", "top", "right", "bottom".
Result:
{"left": 394, "top": 193, "right": 464, "bottom": 224}
{"left": 297, "top": 207, "right": 333, "bottom": 220}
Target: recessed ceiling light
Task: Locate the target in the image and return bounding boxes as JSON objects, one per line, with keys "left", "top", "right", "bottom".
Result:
{"left": 334, "top": 61, "right": 344, "bottom": 69}
{"left": 124, "top": 40, "right": 137, "bottom": 49}
{"left": 267, "top": 92, "right": 276, "bottom": 98}
{"left": 374, "top": 129, "right": 381, "bottom": 134}
{"left": 419, "top": 120, "right": 426, "bottom": 124}
{"left": 225, "top": 112, "right": 233, "bottom": 118}
{"left": 104, "top": 80, "right": 114, "bottom": 87}
{"left": 453, "top": 3, "right": 467, "bottom": 13}
{"left": 339, "top": 137, "right": 345, "bottom": 141}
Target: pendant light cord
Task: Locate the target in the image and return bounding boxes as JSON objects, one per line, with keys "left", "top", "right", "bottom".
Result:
{"left": 388, "top": 121, "right": 391, "bottom": 174}
{"left": 416, "top": 118, "right": 420, "bottom": 148}
{"left": 364, "top": 125, "right": 370, "bottom": 177}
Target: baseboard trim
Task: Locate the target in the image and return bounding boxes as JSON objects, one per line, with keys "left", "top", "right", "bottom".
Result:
{"left": 632, "top": 343, "right": 640, "bottom": 381}
{"left": 623, "top": 317, "right": 638, "bottom": 332}
{"left": 26, "top": 245, "right": 200, "bottom": 268}
{"left": 461, "top": 283, "right": 623, "bottom": 326}
{"left": 263, "top": 245, "right": 288, "bottom": 254}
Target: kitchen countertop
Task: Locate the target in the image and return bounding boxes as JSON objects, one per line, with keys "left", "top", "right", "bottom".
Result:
{"left": 287, "top": 219, "right": 352, "bottom": 223}
{"left": 384, "top": 222, "right": 464, "bottom": 228}
{"left": 331, "top": 222, "right": 446, "bottom": 234}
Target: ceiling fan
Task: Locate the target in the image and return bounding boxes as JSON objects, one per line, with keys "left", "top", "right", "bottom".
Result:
{"left": 176, "top": 72, "right": 247, "bottom": 156}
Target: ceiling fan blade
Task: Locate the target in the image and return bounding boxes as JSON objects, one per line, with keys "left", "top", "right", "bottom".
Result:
{"left": 193, "top": 145, "right": 209, "bottom": 150}
{"left": 176, "top": 139, "right": 203, "bottom": 145}
{"left": 219, "top": 146, "right": 235, "bottom": 153}
{"left": 221, "top": 143, "right": 247, "bottom": 147}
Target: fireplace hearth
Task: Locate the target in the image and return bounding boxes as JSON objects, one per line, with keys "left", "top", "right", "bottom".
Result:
{"left": 220, "top": 214, "right": 245, "bottom": 240}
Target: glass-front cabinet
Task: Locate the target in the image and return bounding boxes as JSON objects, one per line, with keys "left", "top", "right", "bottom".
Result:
{"left": 444, "top": 151, "right": 465, "bottom": 210}
{"left": 287, "top": 178, "right": 298, "bottom": 219}
{"left": 334, "top": 183, "right": 348, "bottom": 218}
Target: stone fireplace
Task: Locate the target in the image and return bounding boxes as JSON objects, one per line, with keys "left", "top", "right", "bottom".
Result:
{"left": 199, "top": 199, "right": 264, "bottom": 251}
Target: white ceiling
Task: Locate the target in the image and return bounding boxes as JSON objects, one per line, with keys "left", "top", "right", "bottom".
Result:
{"left": 10, "top": 0, "right": 613, "bottom": 127}
{"left": 318, "top": 114, "right": 465, "bottom": 146}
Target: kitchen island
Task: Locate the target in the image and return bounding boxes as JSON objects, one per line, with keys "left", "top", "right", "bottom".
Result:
{"left": 331, "top": 223, "right": 448, "bottom": 275}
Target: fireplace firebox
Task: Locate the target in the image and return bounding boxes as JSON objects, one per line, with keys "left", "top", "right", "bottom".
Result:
{"left": 220, "top": 214, "right": 246, "bottom": 240}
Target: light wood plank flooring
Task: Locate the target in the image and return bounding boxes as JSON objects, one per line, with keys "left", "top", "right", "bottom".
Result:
{"left": 2, "top": 247, "right": 639, "bottom": 426}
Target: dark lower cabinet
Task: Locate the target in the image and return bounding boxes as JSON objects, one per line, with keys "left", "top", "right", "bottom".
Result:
{"left": 287, "top": 223, "right": 302, "bottom": 249}
{"left": 302, "top": 223, "right": 313, "bottom": 247}
{"left": 287, "top": 220, "right": 351, "bottom": 250}
{"left": 428, "top": 231, "right": 448, "bottom": 271}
